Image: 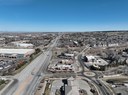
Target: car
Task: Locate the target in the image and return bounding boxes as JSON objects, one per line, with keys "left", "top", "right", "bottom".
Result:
{"left": 98, "top": 83, "right": 102, "bottom": 86}
{"left": 90, "top": 89, "right": 96, "bottom": 93}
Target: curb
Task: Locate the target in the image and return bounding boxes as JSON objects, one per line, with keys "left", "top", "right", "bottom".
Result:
{"left": 0, "top": 78, "right": 18, "bottom": 95}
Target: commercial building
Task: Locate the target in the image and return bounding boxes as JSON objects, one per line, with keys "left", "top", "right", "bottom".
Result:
{"left": 0, "top": 49, "right": 35, "bottom": 59}
{"left": 48, "top": 64, "right": 74, "bottom": 72}
{"left": 83, "top": 55, "right": 109, "bottom": 67}
{"left": 65, "top": 77, "right": 79, "bottom": 95}
{"left": 59, "top": 59, "right": 74, "bottom": 64}
{"left": 11, "top": 41, "right": 34, "bottom": 48}
{"left": 58, "top": 53, "right": 75, "bottom": 59}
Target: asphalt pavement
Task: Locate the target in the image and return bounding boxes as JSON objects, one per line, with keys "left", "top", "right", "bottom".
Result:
{"left": 3, "top": 34, "right": 114, "bottom": 95}
{"left": 4, "top": 35, "right": 60, "bottom": 95}
{"left": 78, "top": 54, "right": 113, "bottom": 95}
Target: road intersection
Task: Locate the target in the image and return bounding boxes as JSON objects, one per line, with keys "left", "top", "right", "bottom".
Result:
{"left": 3, "top": 35, "right": 114, "bottom": 95}
{"left": 3, "top": 36, "right": 60, "bottom": 95}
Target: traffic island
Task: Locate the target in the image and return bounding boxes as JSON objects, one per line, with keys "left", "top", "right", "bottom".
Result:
{"left": 0, "top": 78, "right": 18, "bottom": 95}
{"left": 83, "top": 72, "right": 96, "bottom": 77}
{"left": 0, "top": 79, "right": 9, "bottom": 91}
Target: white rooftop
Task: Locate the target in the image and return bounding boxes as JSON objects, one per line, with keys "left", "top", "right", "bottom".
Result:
{"left": 0, "top": 38, "right": 5, "bottom": 40}
{"left": 0, "top": 49, "right": 35, "bottom": 54}
{"left": 86, "top": 55, "right": 109, "bottom": 66}
{"left": 86, "top": 55, "right": 95, "bottom": 60}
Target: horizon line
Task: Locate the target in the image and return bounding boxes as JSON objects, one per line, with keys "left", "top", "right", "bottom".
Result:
{"left": 0, "top": 29, "right": 128, "bottom": 33}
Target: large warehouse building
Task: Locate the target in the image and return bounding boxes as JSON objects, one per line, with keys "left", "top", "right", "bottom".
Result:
{"left": 0, "top": 49, "right": 35, "bottom": 59}
{"left": 10, "top": 41, "right": 34, "bottom": 48}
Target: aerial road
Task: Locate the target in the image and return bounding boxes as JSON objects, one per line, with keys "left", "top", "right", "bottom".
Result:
{"left": 77, "top": 46, "right": 114, "bottom": 95}
{"left": 3, "top": 35, "right": 61, "bottom": 95}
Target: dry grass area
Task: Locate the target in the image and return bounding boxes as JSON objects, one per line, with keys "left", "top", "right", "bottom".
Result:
{"left": 102, "top": 76, "right": 128, "bottom": 81}
{"left": 0, "top": 80, "right": 10, "bottom": 91}
{"left": 9, "top": 52, "right": 42, "bottom": 75}
{"left": 44, "top": 83, "right": 51, "bottom": 95}
{"left": 10, "top": 63, "right": 28, "bottom": 75}
{"left": 52, "top": 47, "right": 66, "bottom": 59}
{"left": 35, "top": 83, "right": 44, "bottom": 95}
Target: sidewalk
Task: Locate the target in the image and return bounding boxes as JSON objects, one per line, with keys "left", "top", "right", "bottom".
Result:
{"left": 0, "top": 78, "right": 18, "bottom": 95}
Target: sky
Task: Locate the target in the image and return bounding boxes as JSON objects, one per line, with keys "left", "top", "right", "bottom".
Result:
{"left": 0, "top": 0, "right": 128, "bottom": 32}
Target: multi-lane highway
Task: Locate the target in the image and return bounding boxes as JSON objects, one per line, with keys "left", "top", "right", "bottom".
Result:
{"left": 3, "top": 34, "right": 114, "bottom": 95}
{"left": 3, "top": 35, "right": 60, "bottom": 95}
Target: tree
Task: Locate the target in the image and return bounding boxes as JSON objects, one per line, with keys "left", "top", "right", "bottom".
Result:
{"left": 35, "top": 48, "right": 41, "bottom": 54}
